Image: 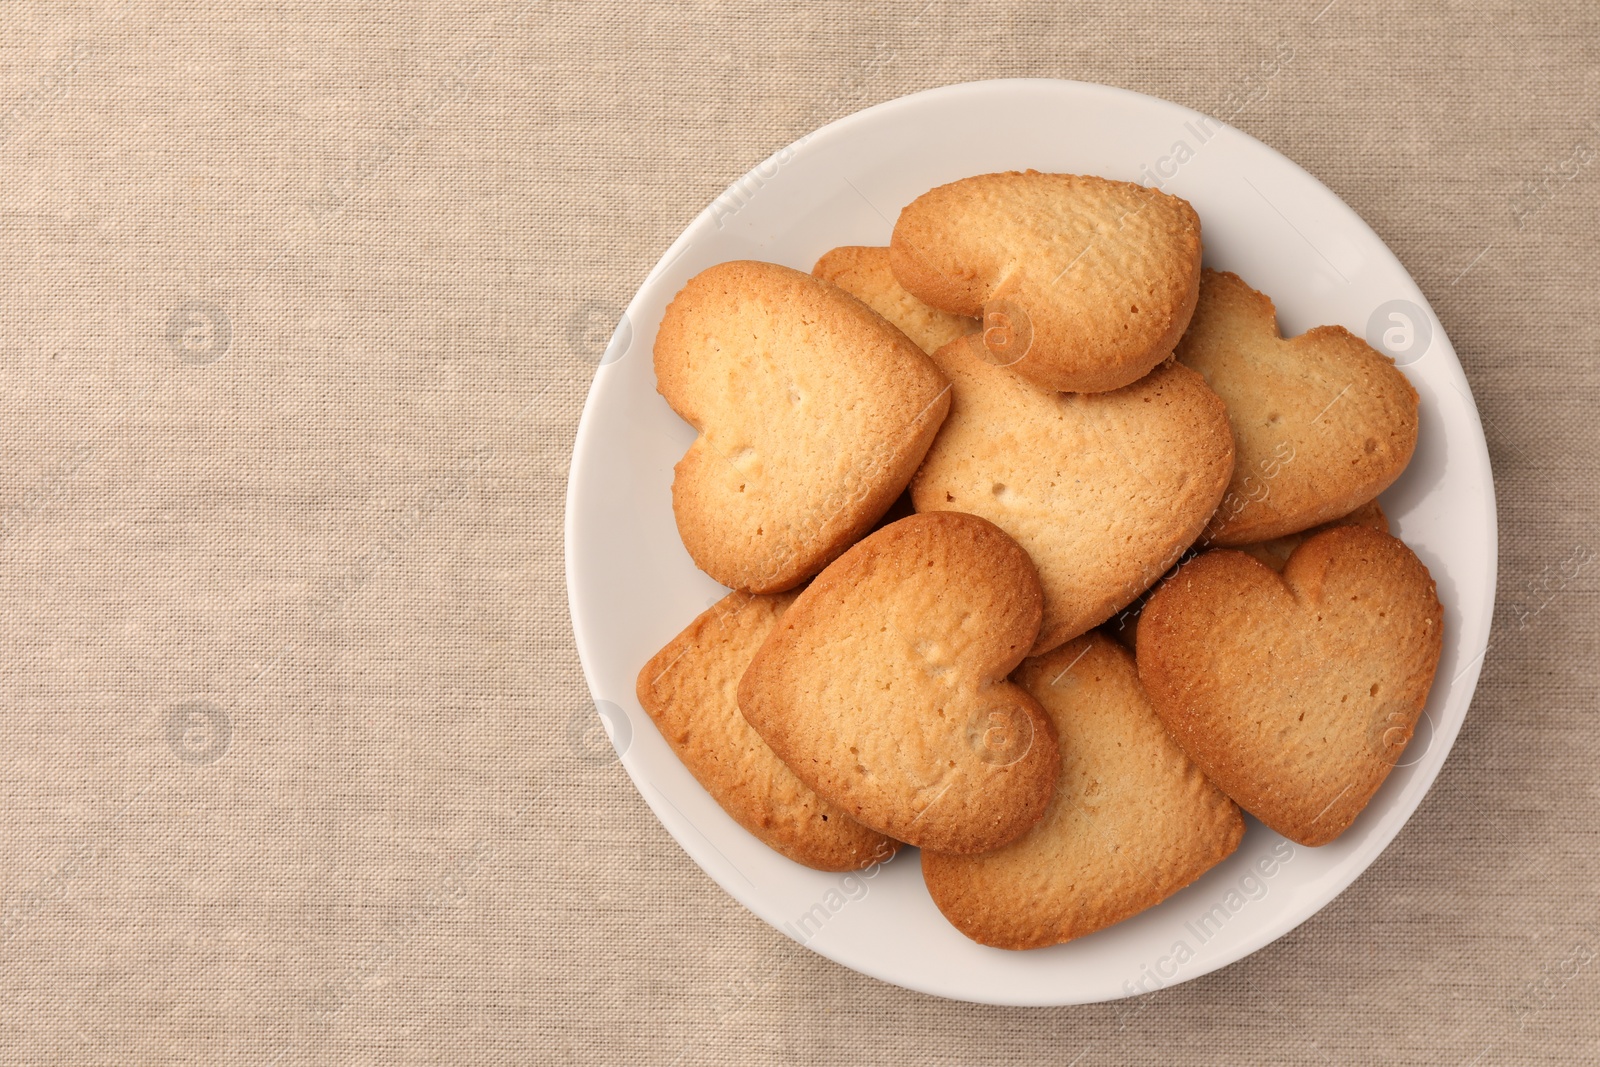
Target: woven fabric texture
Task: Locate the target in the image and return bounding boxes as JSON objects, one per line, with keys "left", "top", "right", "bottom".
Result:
{"left": 1, "top": 2, "right": 1597, "bottom": 1063}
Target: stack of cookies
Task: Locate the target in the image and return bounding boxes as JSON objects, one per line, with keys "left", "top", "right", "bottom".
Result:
{"left": 635, "top": 171, "right": 1443, "bottom": 951}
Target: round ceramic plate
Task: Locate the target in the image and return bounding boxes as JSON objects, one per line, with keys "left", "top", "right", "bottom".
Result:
{"left": 564, "top": 79, "right": 1496, "bottom": 1005}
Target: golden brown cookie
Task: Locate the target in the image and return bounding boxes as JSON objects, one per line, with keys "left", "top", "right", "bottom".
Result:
{"left": 1175, "top": 270, "right": 1419, "bottom": 546}
{"left": 889, "top": 171, "right": 1202, "bottom": 393}
{"left": 1237, "top": 498, "right": 1389, "bottom": 571}
{"left": 637, "top": 591, "right": 899, "bottom": 871}
{"left": 654, "top": 260, "right": 951, "bottom": 593}
{"left": 923, "top": 634, "right": 1243, "bottom": 950}
{"left": 1136, "top": 525, "right": 1443, "bottom": 846}
{"left": 812, "top": 245, "right": 977, "bottom": 354}
{"left": 1111, "top": 498, "right": 1390, "bottom": 649}
{"left": 738, "top": 512, "right": 1058, "bottom": 854}
{"left": 912, "top": 335, "right": 1234, "bottom": 655}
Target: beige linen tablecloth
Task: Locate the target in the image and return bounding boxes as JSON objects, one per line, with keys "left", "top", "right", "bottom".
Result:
{"left": 2, "top": 2, "right": 1596, "bottom": 1063}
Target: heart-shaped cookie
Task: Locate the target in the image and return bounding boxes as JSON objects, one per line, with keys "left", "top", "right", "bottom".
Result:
{"left": 1136, "top": 525, "right": 1443, "bottom": 846}
{"left": 1175, "top": 270, "right": 1419, "bottom": 545}
{"left": 812, "top": 245, "right": 977, "bottom": 354}
{"left": 889, "top": 171, "right": 1202, "bottom": 393}
{"left": 737, "top": 512, "right": 1059, "bottom": 854}
{"left": 654, "top": 260, "right": 952, "bottom": 593}
{"left": 1108, "top": 497, "right": 1389, "bottom": 651}
{"left": 912, "top": 335, "right": 1234, "bottom": 655}
{"left": 1235, "top": 497, "right": 1388, "bottom": 572}
{"left": 637, "top": 590, "right": 899, "bottom": 871}
{"left": 923, "top": 633, "right": 1243, "bottom": 950}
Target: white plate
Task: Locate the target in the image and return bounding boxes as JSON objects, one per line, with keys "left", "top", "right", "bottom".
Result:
{"left": 564, "top": 79, "right": 1496, "bottom": 1005}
